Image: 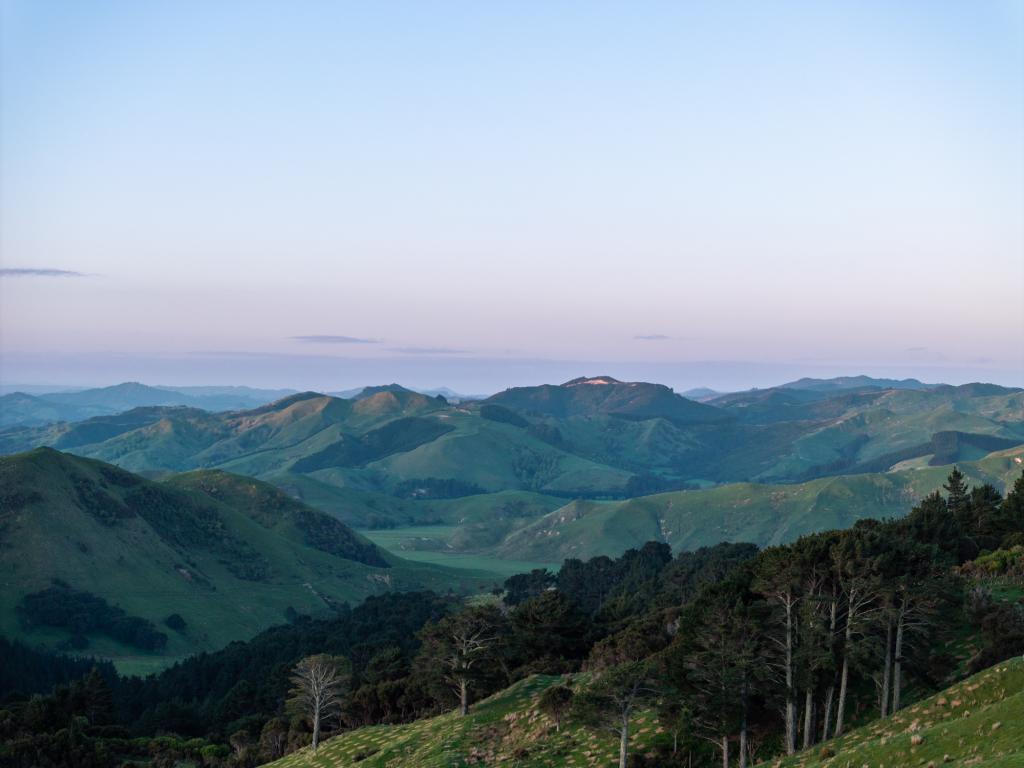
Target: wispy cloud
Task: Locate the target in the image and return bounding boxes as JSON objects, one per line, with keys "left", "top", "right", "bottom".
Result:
{"left": 904, "top": 346, "right": 928, "bottom": 353}
{"left": 634, "top": 334, "right": 671, "bottom": 341}
{"left": 0, "top": 268, "right": 89, "bottom": 278}
{"left": 290, "top": 335, "right": 379, "bottom": 344}
{"left": 389, "top": 347, "right": 469, "bottom": 355}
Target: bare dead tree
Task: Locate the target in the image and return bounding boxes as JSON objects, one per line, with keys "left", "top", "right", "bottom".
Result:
{"left": 287, "top": 654, "right": 350, "bottom": 752}
{"left": 428, "top": 607, "right": 502, "bottom": 716}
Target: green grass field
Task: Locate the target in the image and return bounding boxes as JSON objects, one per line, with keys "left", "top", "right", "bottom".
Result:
{"left": 362, "top": 527, "right": 557, "bottom": 579}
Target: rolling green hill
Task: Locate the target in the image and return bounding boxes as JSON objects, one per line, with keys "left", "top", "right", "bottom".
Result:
{"left": 484, "top": 447, "right": 1024, "bottom": 561}
{"left": 1, "top": 378, "right": 1022, "bottom": 565}
{"left": 0, "top": 449, "right": 499, "bottom": 673}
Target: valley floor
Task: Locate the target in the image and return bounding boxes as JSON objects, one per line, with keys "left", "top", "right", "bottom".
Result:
{"left": 361, "top": 526, "right": 557, "bottom": 579}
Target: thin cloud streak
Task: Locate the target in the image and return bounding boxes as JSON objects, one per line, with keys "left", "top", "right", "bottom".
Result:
{"left": 634, "top": 334, "right": 672, "bottom": 341}
{"left": 0, "top": 268, "right": 89, "bottom": 277}
{"left": 290, "top": 335, "right": 379, "bottom": 344}
{"left": 388, "top": 347, "right": 469, "bottom": 355}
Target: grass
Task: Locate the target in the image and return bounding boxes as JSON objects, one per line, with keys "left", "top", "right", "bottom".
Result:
{"left": 264, "top": 674, "right": 671, "bottom": 768}
{"left": 767, "top": 655, "right": 1024, "bottom": 768}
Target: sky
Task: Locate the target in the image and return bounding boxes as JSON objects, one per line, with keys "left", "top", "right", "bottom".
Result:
{"left": 1, "top": 0, "right": 1022, "bottom": 394}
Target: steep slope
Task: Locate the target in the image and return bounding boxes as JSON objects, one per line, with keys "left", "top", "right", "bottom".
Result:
{"left": 770, "top": 656, "right": 1024, "bottom": 768}
{"left": 0, "top": 449, "right": 496, "bottom": 669}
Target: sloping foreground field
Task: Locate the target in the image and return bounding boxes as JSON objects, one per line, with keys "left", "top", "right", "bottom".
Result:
{"left": 768, "top": 656, "right": 1024, "bottom": 768}
{"left": 264, "top": 674, "right": 668, "bottom": 768}
{"left": 264, "top": 658, "right": 1024, "bottom": 768}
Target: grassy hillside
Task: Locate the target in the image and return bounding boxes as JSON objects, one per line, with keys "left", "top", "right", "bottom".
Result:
{"left": 491, "top": 447, "right": 1024, "bottom": 561}
{"left": 264, "top": 673, "right": 669, "bottom": 768}
{"left": 769, "top": 656, "right": 1024, "bottom": 768}
{"left": 0, "top": 449, "right": 499, "bottom": 673}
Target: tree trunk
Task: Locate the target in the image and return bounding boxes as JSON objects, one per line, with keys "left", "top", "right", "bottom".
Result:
{"left": 881, "top": 615, "right": 893, "bottom": 718}
{"left": 835, "top": 653, "right": 850, "bottom": 737}
{"left": 618, "top": 714, "right": 629, "bottom": 768}
{"left": 893, "top": 608, "right": 905, "bottom": 714}
{"left": 822, "top": 686, "right": 834, "bottom": 741}
{"left": 835, "top": 602, "right": 856, "bottom": 738}
{"left": 721, "top": 735, "right": 729, "bottom": 768}
{"left": 739, "top": 703, "right": 748, "bottom": 768}
{"left": 459, "top": 678, "right": 469, "bottom": 716}
{"left": 784, "top": 597, "right": 796, "bottom": 754}
{"left": 821, "top": 585, "right": 839, "bottom": 741}
{"left": 312, "top": 708, "right": 321, "bottom": 752}
{"left": 803, "top": 689, "right": 815, "bottom": 749}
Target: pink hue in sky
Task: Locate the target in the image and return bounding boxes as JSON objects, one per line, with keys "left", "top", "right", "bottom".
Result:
{"left": 1, "top": 1, "right": 1022, "bottom": 389}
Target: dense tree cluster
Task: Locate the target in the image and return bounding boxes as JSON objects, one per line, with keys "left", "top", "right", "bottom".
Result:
{"left": 3, "top": 469, "right": 1023, "bottom": 767}
{"left": 17, "top": 581, "right": 168, "bottom": 651}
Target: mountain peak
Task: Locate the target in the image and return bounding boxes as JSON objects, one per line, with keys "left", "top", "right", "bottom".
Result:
{"left": 562, "top": 376, "right": 623, "bottom": 387}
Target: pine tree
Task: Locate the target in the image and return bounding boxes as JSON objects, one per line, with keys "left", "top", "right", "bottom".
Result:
{"left": 944, "top": 466, "right": 970, "bottom": 525}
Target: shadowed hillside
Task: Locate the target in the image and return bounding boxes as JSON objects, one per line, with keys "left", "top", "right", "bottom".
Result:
{"left": 0, "top": 449, "right": 498, "bottom": 671}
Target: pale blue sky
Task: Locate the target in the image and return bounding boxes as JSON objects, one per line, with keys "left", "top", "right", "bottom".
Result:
{"left": 1, "top": 1, "right": 1022, "bottom": 391}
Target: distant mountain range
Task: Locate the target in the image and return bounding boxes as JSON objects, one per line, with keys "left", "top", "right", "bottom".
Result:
{"left": 1, "top": 374, "right": 1020, "bottom": 511}
{"left": 0, "top": 382, "right": 494, "bottom": 429}
{"left": 0, "top": 382, "right": 296, "bottom": 427}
